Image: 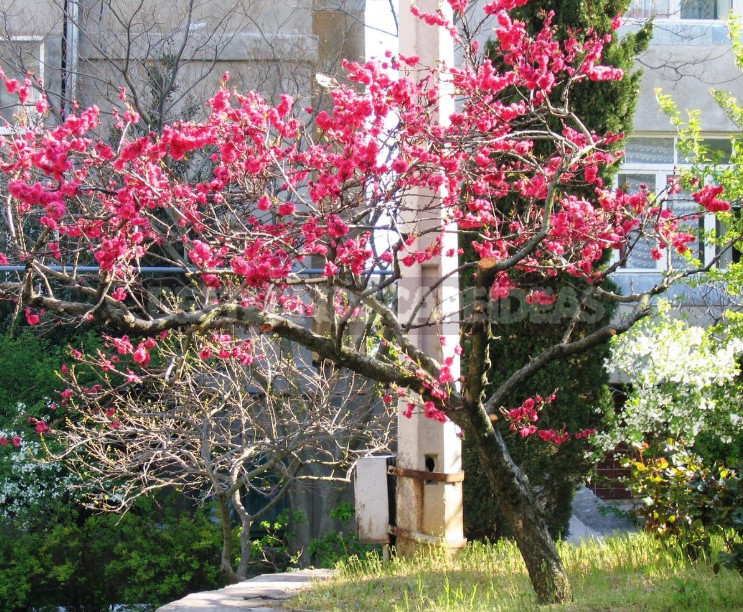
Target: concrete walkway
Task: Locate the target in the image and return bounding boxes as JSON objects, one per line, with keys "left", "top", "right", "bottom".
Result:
{"left": 566, "top": 486, "right": 636, "bottom": 545}
{"left": 156, "top": 569, "right": 335, "bottom": 611}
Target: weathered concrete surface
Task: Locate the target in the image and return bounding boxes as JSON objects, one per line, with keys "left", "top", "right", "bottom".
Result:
{"left": 566, "top": 486, "right": 636, "bottom": 545}
{"left": 156, "top": 569, "right": 335, "bottom": 611}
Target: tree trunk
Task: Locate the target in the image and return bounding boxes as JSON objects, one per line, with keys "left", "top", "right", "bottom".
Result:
{"left": 232, "top": 487, "right": 253, "bottom": 580}
{"left": 461, "top": 260, "right": 572, "bottom": 604}
{"left": 217, "top": 494, "right": 239, "bottom": 584}
{"left": 460, "top": 404, "right": 572, "bottom": 604}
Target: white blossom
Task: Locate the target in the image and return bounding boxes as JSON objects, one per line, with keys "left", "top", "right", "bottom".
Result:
{"left": 605, "top": 302, "right": 743, "bottom": 448}
{"left": 0, "top": 403, "right": 74, "bottom": 526}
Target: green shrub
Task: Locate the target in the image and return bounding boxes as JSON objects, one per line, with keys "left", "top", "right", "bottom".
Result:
{"left": 245, "top": 508, "right": 304, "bottom": 573}
{"left": 0, "top": 497, "right": 226, "bottom": 611}
{"left": 628, "top": 440, "right": 743, "bottom": 575}
{"left": 308, "top": 502, "right": 373, "bottom": 568}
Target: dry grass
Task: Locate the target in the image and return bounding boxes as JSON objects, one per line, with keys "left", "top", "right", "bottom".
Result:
{"left": 291, "top": 532, "right": 743, "bottom": 611}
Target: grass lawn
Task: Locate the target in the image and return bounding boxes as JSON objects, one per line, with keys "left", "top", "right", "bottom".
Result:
{"left": 291, "top": 532, "right": 743, "bottom": 611}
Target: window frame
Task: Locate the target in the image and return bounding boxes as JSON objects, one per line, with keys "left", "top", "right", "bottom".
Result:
{"left": 625, "top": 0, "right": 736, "bottom": 21}
{"left": 615, "top": 135, "right": 725, "bottom": 273}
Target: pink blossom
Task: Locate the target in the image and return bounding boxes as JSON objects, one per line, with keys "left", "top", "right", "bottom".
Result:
{"left": 111, "top": 286, "right": 127, "bottom": 301}
{"left": 36, "top": 96, "right": 49, "bottom": 114}
{"left": 133, "top": 345, "right": 150, "bottom": 366}
{"left": 25, "top": 308, "right": 40, "bottom": 325}
{"left": 525, "top": 291, "right": 556, "bottom": 306}
{"left": 327, "top": 214, "right": 349, "bottom": 238}
{"left": 112, "top": 336, "right": 134, "bottom": 355}
{"left": 586, "top": 65, "right": 623, "bottom": 82}
{"left": 35, "top": 420, "right": 49, "bottom": 434}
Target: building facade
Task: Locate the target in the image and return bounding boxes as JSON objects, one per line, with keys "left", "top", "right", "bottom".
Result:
{"left": 0, "top": 0, "right": 364, "bottom": 130}
{"left": 615, "top": 0, "right": 743, "bottom": 304}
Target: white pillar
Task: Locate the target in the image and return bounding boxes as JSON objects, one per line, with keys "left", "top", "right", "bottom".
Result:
{"left": 394, "top": 0, "right": 465, "bottom": 556}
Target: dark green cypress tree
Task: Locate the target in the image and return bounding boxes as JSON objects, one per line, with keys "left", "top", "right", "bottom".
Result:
{"left": 462, "top": 1, "right": 650, "bottom": 540}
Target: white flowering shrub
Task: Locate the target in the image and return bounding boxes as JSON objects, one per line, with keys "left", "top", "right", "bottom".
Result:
{"left": 604, "top": 302, "right": 743, "bottom": 450}
{"left": 0, "top": 404, "right": 74, "bottom": 527}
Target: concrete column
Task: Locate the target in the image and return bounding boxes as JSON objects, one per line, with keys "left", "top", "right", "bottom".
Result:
{"left": 394, "top": 0, "right": 465, "bottom": 556}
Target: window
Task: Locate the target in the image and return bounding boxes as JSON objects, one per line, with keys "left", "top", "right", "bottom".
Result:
{"left": 626, "top": 0, "right": 732, "bottom": 19}
{"left": 616, "top": 136, "right": 730, "bottom": 271}
{"left": 0, "top": 38, "right": 43, "bottom": 125}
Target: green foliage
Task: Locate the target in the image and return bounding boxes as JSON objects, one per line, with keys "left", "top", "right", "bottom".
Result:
{"left": 628, "top": 440, "right": 743, "bottom": 576}
{"left": 308, "top": 502, "right": 373, "bottom": 568}
{"left": 0, "top": 331, "right": 66, "bottom": 420}
{"left": 0, "top": 496, "right": 225, "bottom": 611}
{"left": 0, "top": 330, "right": 101, "bottom": 427}
{"left": 246, "top": 508, "right": 304, "bottom": 573}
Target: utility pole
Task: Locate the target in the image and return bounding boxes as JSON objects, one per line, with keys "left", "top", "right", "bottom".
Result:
{"left": 392, "top": 0, "right": 465, "bottom": 556}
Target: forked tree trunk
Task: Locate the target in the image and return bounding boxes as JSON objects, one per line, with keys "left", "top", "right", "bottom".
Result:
{"left": 231, "top": 487, "right": 255, "bottom": 580}
{"left": 462, "top": 403, "right": 572, "bottom": 604}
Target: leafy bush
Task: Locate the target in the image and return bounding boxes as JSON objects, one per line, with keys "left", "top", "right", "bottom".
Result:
{"left": 0, "top": 497, "right": 226, "bottom": 611}
{"left": 245, "top": 508, "right": 303, "bottom": 573}
{"left": 308, "top": 502, "right": 373, "bottom": 568}
{"left": 0, "top": 331, "right": 101, "bottom": 424}
{"left": 0, "top": 431, "right": 74, "bottom": 527}
{"left": 628, "top": 440, "right": 743, "bottom": 575}
{"left": 605, "top": 306, "right": 743, "bottom": 456}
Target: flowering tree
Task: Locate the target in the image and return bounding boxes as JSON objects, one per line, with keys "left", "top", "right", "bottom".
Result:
{"left": 0, "top": 0, "right": 737, "bottom": 603}
{"left": 48, "top": 331, "right": 391, "bottom": 582}
{"left": 0, "top": 407, "right": 73, "bottom": 527}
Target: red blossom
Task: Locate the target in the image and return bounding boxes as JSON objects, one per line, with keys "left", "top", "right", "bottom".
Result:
{"left": 133, "top": 344, "right": 150, "bottom": 366}
{"left": 25, "top": 308, "right": 40, "bottom": 325}
{"left": 693, "top": 184, "right": 730, "bottom": 213}
{"left": 35, "top": 420, "right": 50, "bottom": 434}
